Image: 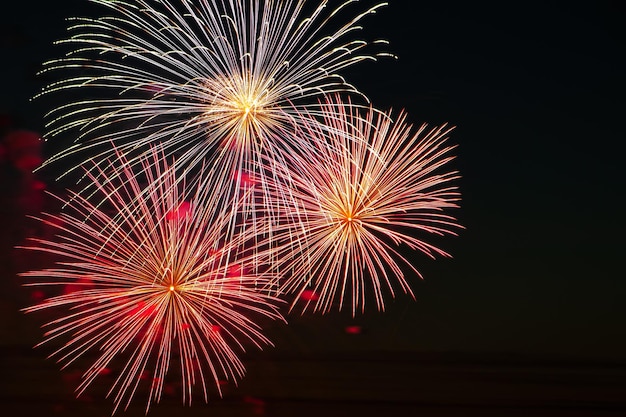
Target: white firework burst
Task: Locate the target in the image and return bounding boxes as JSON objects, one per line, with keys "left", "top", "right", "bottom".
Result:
{"left": 38, "top": 0, "right": 392, "bottom": 200}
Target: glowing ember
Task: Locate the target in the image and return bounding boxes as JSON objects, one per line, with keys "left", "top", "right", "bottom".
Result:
{"left": 299, "top": 290, "right": 320, "bottom": 302}
{"left": 344, "top": 325, "right": 362, "bottom": 335}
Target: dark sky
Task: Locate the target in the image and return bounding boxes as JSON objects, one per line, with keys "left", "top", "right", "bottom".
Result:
{"left": 1, "top": 0, "right": 625, "bottom": 365}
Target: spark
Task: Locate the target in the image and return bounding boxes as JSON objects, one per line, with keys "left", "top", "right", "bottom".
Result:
{"left": 20, "top": 147, "right": 283, "bottom": 413}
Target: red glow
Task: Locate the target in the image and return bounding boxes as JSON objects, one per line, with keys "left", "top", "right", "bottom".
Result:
{"left": 181, "top": 323, "right": 191, "bottom": 331}
{"left": 30, "top": 290, "right": 45, "bottom": 301}
{"left": 203, "top": 247, "right": 221, "bottom": 263}
{"left": 211, "top": 324, "right": 221, "bottom": 334}
{"left": 62, "top": 370, "right": 82, "bottom": 383}
{"left": 344, "top": 325, "right": 362, "bottom": 335}
{"left": 165, "top": 201, "right": 192, "bottom": 221}
{"left": 227, "top": 264, "right": 244, "bottom": 278}
{"left": 31, "top": 180, "right": 46, "bottom": 191}
{"left": 63, "top": 277, "right": 94, "bottom": 296}
{"left": 3, "top": 130, "right": 41, "bottom": 152}
{"left": 164, "top": 383, "right": 175, "bottom": 396}
{"left": 129, "top": 301, "right": 157, "bottom": 318}
{"left": 190, "top": 358, "right": 201, "bottom": 372}
{"left": 244, "top": 396, "right": 265, "bottom": 405}
{"left": 234, "top": 171, "right": 256, "bottom": 187}
{"left": 243, "top": 396, "right": 266, "bottom": 415}
{"left": 3, "top": 130, "right": 43, "bottom": 171}
{"left": 300, "top": 289, "right": 319, "bottom": 301}
{"left": 46, "top": 216, "right": 65, "bottom": 228}
{"left": 78, "top": 394, "right": 94, "bottom": 403}
{"left": 14, "top": 154, "right": 42, "bottom": 172}
{"left": 98, "top": 367, "right": 112, "bottom": 376}
{"left": 17, "top": 186, "right": 44, "bottom": 212}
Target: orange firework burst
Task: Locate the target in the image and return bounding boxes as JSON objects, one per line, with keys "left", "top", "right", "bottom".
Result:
{"left": 262, "top": 98, "right": 462, "bottom": 315}
{"left": 20, "top": 148, "right": 283, "bottom": 413}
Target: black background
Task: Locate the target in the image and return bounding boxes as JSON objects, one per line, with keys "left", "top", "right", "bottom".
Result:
{"left": 1, "top": 1, "right": 625, "bottom": 416}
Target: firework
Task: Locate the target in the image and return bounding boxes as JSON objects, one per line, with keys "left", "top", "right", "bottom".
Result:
{"left": 38, "top": 0, "right": 391, "bottom": 203}
{"left": 262, "top": 98, "right": 462, "bottom": 315}
{"left": 20, "top": 148, "right": 283, "bottom": 413}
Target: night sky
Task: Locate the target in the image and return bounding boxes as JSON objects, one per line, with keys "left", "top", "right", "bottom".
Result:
{"left": 1, "top": 1, "right": 625, "bottom": 416}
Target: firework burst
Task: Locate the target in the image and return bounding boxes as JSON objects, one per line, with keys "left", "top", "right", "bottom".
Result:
{"left": 38, "top": 0, "right": 391, "bottom": 201}
{"left": 262, "top": 98, "right": 462, "bottom": 315}
{"left": 20, "top": 148, "right": 283, "bottom": 413}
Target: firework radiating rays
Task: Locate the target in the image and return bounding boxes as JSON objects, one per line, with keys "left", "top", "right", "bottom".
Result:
{"left": 37, "top": 0, "right": 392, "bottom": 214}
{"left": 23, "top": 0, "right": 465, "bottom": 411}
{"left": 20, "top": 148, "right": 283, "bottom": 413}
{"left": 262, "top": 98, "right": 462, "bottom": 315}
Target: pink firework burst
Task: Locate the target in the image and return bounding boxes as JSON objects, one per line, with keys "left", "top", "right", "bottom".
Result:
{"left": 261, "top": 97, "right": 462, "bottom": 315}
{"left": 19, "top": 148, "right": 283, "bottom": 413}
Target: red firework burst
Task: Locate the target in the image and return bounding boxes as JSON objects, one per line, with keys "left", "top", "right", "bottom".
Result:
{"left": 20, "top": 148, "right": 283, "bottom": 413}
